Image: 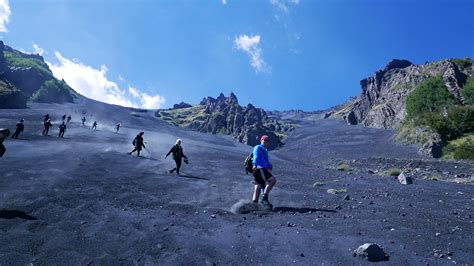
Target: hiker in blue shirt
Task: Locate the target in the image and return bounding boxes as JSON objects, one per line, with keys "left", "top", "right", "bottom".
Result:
{"left": 252, "top": 135, "right": 277, "bottom": 207}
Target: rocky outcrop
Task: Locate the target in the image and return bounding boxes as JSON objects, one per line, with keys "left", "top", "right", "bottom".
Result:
{"left": 338, "top": 59, "right": 473, "bottom": 128}
{"left": 353, "top": 243, "right": 389, "bottom": 262}
{"left": 157, "top": 93, "right": 295, "bottom": 149}
{"left": 195, "top": 93, "right": 291, "bottom": 149}
{"left": 172, "top": 102, "right": 192, "bottom": 109}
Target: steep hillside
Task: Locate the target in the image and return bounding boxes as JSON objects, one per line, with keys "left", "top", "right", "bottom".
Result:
{"left": 0, "top": 41, "right": 76, "bottom": 108}
{"left": 334, "top": 58, "right": 473, "bottom": 128}
{"left": 156, "top": 93, "right": 295, "bottom": 149}
{"left": 332, "top": 58, "right": 474, "bottom": 158}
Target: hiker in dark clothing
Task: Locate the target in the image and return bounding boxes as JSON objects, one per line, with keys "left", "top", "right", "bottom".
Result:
{"left": 92, "top": 121, "right": 97, "bottom": 130}
{"left": 44, "top": 114, "right": 50, "bottom": 123}
{"left": 129, "top": 132, "right": 145, "bottom": 156}
{"left": 43, "top": 119, "right": 53, "bottom": 135}
{"left": 116, "top": 123, "right": 121, "bottom": 133}
{"left": 0, "top": 128, "right": 10, "bottom": 157}
{"left": 67, "top": 115, "right": 72, "bottom": 123}
{"left": 58, "top": 122, "right": 66, "bottom": 138}
{"left": 11, "top": 119, "right": 24, "bottom": 139}
{"left": 81, "top": 116, "right": 86, "bottom": 126}
{"left": 62, "top": 114, "right": 66, "bottom": 121}
{"left": 165, "top": 138, "right": 188, "bottom": 176}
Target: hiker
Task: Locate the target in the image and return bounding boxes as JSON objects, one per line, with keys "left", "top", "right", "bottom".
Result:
{"left": 0, "top": 128, "right": 10, "bottom": 157}
{"left": 44, "top": 114, "right": 50, "bottom": 123}
{"left": 62, "top": 114, "right": 66, "bottom": 121}
{"left": 92, "top": 121, "right": 97, "bottom": 130}
{"left": 116, "top": 123, "right": 121, "bottom": 134}
{"left": 11, "top": 119, "right": 25, "bottom": 139}
{"left": 81, "top": 116, "right": 86, "bottom": 126}
{"left": 67, "top": 115, "right": 72, "bottom": 123}
{"left": 251, "top": 135, "right": 277, "bottom": 207}
{"left": 58, "top": 122, "right": 66, "bottom": 138}
{"left": 43, "top": 119, "right": 53, "bottom": 135}
{"left": 129, "top": 132, "right": 145, "bottom": 156}
{"left": 165, "top": 138, "right": 188, "bottom": 176}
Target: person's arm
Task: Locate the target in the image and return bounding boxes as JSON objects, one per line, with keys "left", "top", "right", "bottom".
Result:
{"left": 165, "top": 145, "right": 174, "bottom": 157}
{"left": 252, "top": 146, "right": 260, "bottom": 169}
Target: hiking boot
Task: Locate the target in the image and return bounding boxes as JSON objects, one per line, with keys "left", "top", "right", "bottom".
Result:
{"left": 261, "top": 194, "right": 272, "bottom": 206}
{"left": 168, "top": 169, "right": 174, "bottom": 174}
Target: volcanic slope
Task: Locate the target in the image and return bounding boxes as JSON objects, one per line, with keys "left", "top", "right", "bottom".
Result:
{"left": 0, "top": 97, "right": 473, "bottom": 264}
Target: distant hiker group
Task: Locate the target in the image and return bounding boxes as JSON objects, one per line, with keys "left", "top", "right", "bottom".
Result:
{"left": 4, "top": 113, "right": 122, "bottom": 141}
{"left": 2, "top": 112, "right": 278, "bottom": 209}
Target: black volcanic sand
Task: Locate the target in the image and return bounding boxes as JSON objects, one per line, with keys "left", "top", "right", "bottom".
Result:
{"left": 0, "top": 100, "right": 473, "bottom": 264}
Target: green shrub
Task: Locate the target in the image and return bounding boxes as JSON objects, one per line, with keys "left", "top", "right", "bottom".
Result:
{"left": 413, "top": 104, "right": 473, "bottom": 141}
{"left": 336, "top": 163, "right": 351, "bottom": 171}
{"left": 387, "top": 168, "right": 402, "bottom": 176}
{"left": 442, "top": 135, "right": 474, "bottom": 160}
{"left": 31, "top": 79, "right": 74, "bottom": 103}
{"left": 452, "top": 58, "right": 473, "bottom": 71}
{"left": 406, "top": 76, "right": 456, "bottom": 119}
{"left": 447, "top": 105, "right": 474, "bottom": 136}
{"left": 462, "top": 76, "right": 474, "bottom": 105}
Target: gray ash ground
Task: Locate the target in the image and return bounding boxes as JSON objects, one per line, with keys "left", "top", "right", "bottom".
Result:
{"left": 1, "top": 99, "right": 473, "bottom": 264}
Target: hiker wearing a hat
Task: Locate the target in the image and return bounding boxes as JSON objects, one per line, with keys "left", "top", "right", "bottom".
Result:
{"left": 165, "top": 138, "right": 188, "bottom": 176}
{"left": 11, "top": 119, "right": 25, "bottom": 139}
{"left": 129, "top": 132, "right": 145, "bottom": 156}
{"left": 252, "top": 135, "right": 277, "bottom": 208}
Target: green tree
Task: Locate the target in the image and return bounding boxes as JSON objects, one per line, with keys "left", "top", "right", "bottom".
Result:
{"left": 406, "top": 76, "right": 456, "bottom": 118}
{"left": 31, "top": 79, "right": 73, "bottom": 103}
{"left": 462, "top": 76, "right": 474, "bottom": 105}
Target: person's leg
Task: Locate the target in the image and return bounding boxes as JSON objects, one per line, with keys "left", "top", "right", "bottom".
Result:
{"left": 261, "top": 170, "right": 276, "bottom": 205}
{"left": 129, "top": 148, "right": 137, "bottom": 155}
{"left": 252, "top": 184, "right": 263, "bottom": 203}
{"left": 263, "top": 176, "right": 276, "bottom": 195}
{"left": 176, "top": 158, "right": 182, "bottom": 175}
{"left": 252, "top": 170, "right": 265, "bottom": 202}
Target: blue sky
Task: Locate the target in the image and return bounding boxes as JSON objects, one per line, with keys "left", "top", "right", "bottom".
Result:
{"left": 0, "top": 0, "right": 473, "bottom": 111}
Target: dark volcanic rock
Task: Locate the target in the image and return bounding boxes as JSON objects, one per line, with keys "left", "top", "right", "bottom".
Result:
{"left": 163, "top": 93, "right": 291, "bottom": 149}
{"left": 172, "top": 102, "right": 192, "bottom": 109}
{"left": 353, "top": 243, "right": 389, "bottom": 262}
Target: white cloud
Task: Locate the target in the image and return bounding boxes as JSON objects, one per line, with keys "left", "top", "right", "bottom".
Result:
{"left": 222, "top": 0, "right": 227, "bottom": 4}
{"left": 270, "top": 0, "right": 299, "bottom": 13}
{"left": 33, "top": 44, "right": 44, "bottom": 56}
{"left": 48, "top": 52, "right": 166, "bottom": 109}
{"left": 128, "top": 86, "right": 165, "bottom": 109}
{"left": 234, "top": 34, "right": 270, "bottom": 73}
{"left": 0, "top": 0, "right": 11, "bottom": 32}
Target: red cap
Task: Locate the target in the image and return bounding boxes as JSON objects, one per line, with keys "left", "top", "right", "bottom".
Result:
{"left": 260, "top": 135, "right": 269, "bottom": 142}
